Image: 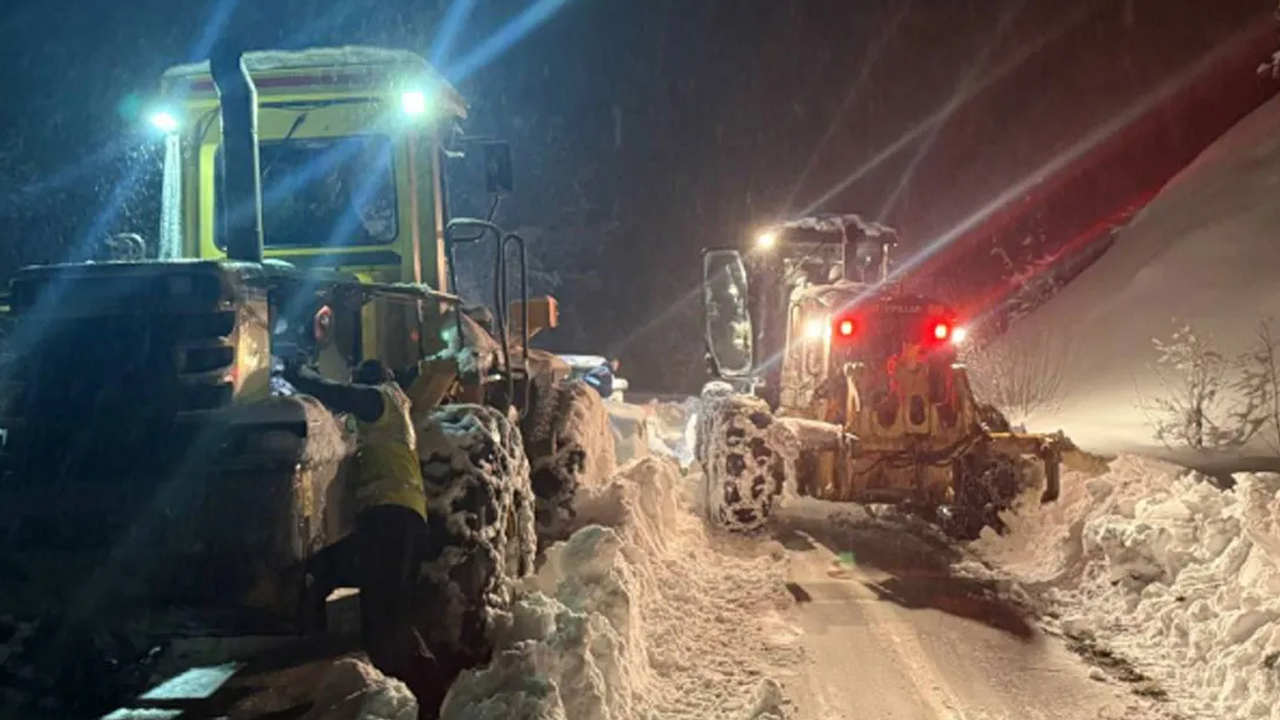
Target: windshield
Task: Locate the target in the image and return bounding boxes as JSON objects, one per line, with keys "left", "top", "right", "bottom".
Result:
{"left": 215, "top": 134, "right": 398, "bottom": 250}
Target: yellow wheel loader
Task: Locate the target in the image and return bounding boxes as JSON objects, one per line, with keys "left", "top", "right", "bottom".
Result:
{"left": 697, "top": 213, "right": 1064, "bottom": 538}
{"left": 0, "top": 43, "right": 613, "bottom": 718}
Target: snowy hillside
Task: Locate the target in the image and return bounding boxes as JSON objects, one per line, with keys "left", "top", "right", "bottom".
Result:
{"left": 974, "top": 92, "right": 1280, "bottom": 467}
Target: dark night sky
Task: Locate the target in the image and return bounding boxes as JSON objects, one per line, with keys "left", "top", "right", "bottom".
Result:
{"left": 0, "top": 0, "right": 1275, "bottom": 392}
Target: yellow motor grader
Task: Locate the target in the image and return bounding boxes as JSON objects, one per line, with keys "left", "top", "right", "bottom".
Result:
{"left": 0, "top": 43, "right": 613, "bottom": 718}
{"left": 697, "top": 213, "right": 1064, "bottom": 538}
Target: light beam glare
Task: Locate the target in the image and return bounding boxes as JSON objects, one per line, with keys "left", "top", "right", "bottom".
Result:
{"left": 1, "top": 0, "right": 243, "bottom": 365}
{"left": 782, "top": 0, "right": 912, "bottom": 213}
{"left": 839, "top": 18, "right": 1267, "bottom": 322}
{"left": 281, "top": 3, "right": 362, "bottom": 49}
{"left": 431, "top": 0, "right": 480, "bottom": 66}
{"left": 0, "top": 139, "right": 127, "bottom": 214}
{"left": 188, "top": 0, "right": 240, "bottom": 62}
{"left": 878, "top": 1, "right": 1023, "bottom": 219}
{"left": 798, "top": 0, "right": 1103, "bottom": 217}
{"left": 446, "top": 0, "right": 577, "bottom": 82}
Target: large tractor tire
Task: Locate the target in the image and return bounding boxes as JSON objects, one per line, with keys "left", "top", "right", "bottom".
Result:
{"left": 521, "top": 376, "right": 617, "bottom": 545}
{"left": 944, "top": 450, "right": 1032, "bottom": 540}
{"left": 696, "top": 387, "right": 792, "bottom": 533}
{"left": 414, "top": 404, "right": 537, "bottom": 673}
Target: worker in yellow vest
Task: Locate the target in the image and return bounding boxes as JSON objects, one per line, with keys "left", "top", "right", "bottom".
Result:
{"left": 283, "top": 359, "right": 432, "bottom": 688}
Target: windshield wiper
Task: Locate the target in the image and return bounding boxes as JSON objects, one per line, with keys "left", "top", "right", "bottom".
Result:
{"left": 260, "top": 112, "right": 310, "bottom": 179}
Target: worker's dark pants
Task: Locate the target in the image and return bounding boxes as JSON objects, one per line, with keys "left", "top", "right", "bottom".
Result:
{"left": 356, "top": 505, "right": 424, "bottom": 674}
{"left": 355, "top": 506, "right": 458, "bottom": 720}
{"left": 309, "top": 505, "right": 452, "bottom": 719}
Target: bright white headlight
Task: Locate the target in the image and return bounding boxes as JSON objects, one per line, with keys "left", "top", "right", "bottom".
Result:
{"left": 401, "top": 90, "right": 428, "bottom": 115}
{"left": 148, "top": 111, "right": 179, "bottom": 133}
{"left": 803, "top": 318, "right": 829, "bottom": 341}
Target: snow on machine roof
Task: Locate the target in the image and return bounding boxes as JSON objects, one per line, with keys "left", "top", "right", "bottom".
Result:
{"left": 773, "top": 213, "right": 898, "bottom": 239}
{"left": 160, "top": 45, "right": 467, "bottom": 117}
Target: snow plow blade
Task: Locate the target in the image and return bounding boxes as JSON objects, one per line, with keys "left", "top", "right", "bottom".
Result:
{"left": 986, "top": 430, "right": 1064, "bottom": 504}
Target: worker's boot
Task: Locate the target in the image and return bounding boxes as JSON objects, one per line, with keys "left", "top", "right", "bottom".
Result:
{"left": 402, "top": 650, "right": 459, "bottom": 720}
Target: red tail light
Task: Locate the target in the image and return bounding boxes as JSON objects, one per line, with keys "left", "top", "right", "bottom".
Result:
{"left": 835, "top": 317, "right": 857, "bottom": 338}
{"left": 931, "top": 321, "right": 950, "bottom": 341}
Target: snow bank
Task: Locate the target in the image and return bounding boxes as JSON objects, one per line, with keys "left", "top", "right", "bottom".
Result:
{"left": 640, "top": 396, "right": 700, "bottom": 467}
{"left": 299, "top": 657, "right": 418, "bottom": 720}
{"left": 976, "top": 455, "right": 1280, "bottom": 719}
{"left": 604, "top": 400, "right": 652, "bottom": 466}
{"left": 203, "top": 654, "right": 417, "bottom": 720}
{"left": 981, "top": 92, "right": 1280, "bottom": 462}
{"left": 440, "top": 455, "right": 802, "bottom": 720}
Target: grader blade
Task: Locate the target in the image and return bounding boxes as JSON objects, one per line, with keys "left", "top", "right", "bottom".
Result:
{"left": 986, "top": 430, "right": 1065, "bottom": 504}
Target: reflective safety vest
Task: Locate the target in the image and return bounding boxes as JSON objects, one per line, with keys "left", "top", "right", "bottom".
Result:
{"left": 353, "top": 383, "right": 427, "bottom": 519}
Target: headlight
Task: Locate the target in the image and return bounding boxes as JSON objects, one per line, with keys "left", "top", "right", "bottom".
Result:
{"left": 148, "top": 110, "right": 179, "bottom": 134}
{"left": 803, "top": 318, "right": 829, "bottom": 341}
{"left": 401, "top": 90, "right": 428, "bottom": 115}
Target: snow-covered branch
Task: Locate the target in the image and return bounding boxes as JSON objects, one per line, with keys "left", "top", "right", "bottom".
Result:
{"left": 1140, "top": 323, "right": 1244, "bottom": 451}
{"left": 1260, "top": 3, "right": 1280, "bottom": 78}
{"left": 1230, "top": 317, "right": 1280, "bottom": 454}
{"left": 1140, "top": 318, "right": 1280, "bottom": 454}
{"left": 964, "top": 327, "right": 1070, "bottom": 428}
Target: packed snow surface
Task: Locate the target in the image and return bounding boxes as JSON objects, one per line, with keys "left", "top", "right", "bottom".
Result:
{"left": 976, "top": 455, "right": 1280, "bottom": 719}
{"left": 440, "top": 454, "right": 803, "bottom": 720}
{"left": 979, "top": 92, "right": 1280, "bottom": 463}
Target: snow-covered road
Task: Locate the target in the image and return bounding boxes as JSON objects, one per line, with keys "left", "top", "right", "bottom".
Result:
{"left": 761, "top": 502, "right": 1167, "bottom": 720}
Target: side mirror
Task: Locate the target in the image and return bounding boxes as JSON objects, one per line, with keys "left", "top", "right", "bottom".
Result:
{"left": 482, "top": 141, "right": 514, "bottom": 195}
{"left": 701, "top": 248, "right": 754, "bottom": 378}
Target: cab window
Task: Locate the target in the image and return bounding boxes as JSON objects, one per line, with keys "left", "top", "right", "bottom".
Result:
{"left": 215, "top": 134, "right": 398, "bottom": 250}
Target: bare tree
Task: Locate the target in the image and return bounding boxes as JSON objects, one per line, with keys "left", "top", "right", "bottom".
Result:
{"left": 964, "top": 326, "right": 1071, "bottom": 428}
{"left": 1140, "top": 323, "right": 1242, "bottom": 451}
{"left": 1230, "top": 317, "right": 1280, "bottom": 453}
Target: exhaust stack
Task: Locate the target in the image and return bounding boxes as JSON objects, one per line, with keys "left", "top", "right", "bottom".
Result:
{"left": 209, "top": 42, "right": 264, "bottom": 264}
